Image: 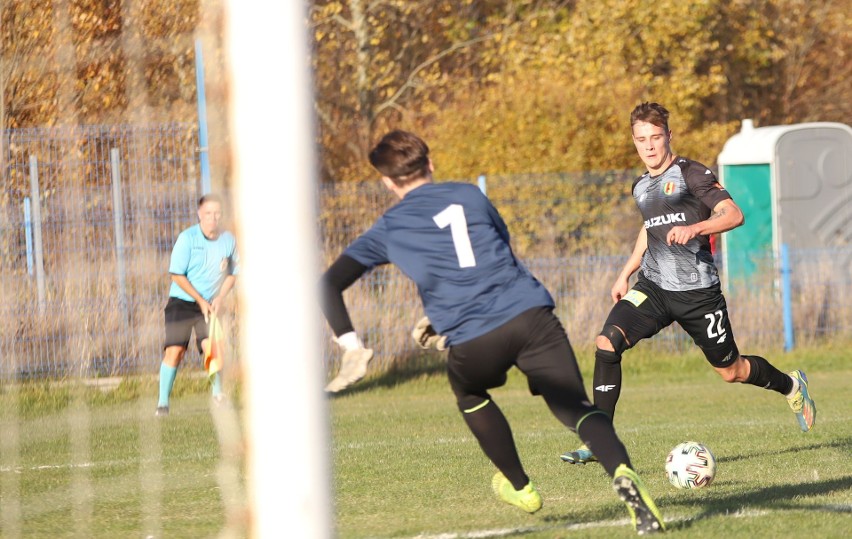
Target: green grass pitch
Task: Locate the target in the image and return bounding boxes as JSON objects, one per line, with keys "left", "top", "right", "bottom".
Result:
{"left": 329, "top": 344, "right": 852, "bottom": 538}
{"left": 1, "top": 344, "right": 850, "bottom": 537}
{"left": 0, "top": 377, "right": 239, "bottom": 538}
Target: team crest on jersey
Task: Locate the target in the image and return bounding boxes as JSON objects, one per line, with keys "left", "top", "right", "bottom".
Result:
{"left": 662, "top": 182, "right": 676, "bottom": 195}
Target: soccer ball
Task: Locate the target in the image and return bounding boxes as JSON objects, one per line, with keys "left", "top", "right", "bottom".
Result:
{"left": 665, "top": 441, "right": 717, "bottom": 489}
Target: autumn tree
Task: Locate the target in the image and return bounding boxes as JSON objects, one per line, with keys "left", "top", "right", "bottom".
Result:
{"left": 0, "top": 0, "right": 204, "bottom": 130}
{"left": 1, "top": 0, "right": 59, "bottom": 129}
{"left": 311, "top": 0, "right": 852, "bottom": 255}
{"left": 700, "top": 0, "right": 852, "bottom": 125}
{"left": 310, "top": 0, "right": 514, "bottom": 183}
{"left": 311, "top": 0, "right": 851, "bottom": 183}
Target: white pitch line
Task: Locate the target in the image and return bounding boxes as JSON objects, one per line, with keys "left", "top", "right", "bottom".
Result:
{"left": 0, "top": 450, "right": 219, "bottom": 474}
{"left": 0, "top": 462, "right": 100, "bottom": 473}
{"left": 405, "top": 517, "right": 632, "bottom": 538}
{"left": 399, "top": 508, "right": 772, "bottom": 539}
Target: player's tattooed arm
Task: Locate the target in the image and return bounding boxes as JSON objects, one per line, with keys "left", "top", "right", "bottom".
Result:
{"left": 707, "top": 199, "right": 744, "bottom": 233}
{"left": 667, "top": 200, "right": 744, "bottom": 245}
{"left": 708, "top": 199, "right": 736, "bottom": 222}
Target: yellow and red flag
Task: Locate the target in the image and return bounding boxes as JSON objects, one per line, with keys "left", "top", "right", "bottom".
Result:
{"left": 204, "top": 313, "right": 225, "bottom": 381}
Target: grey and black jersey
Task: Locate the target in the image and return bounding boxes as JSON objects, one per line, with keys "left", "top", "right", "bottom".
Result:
{"left": 632, "top": 157, "right": 732, "bottom": 291}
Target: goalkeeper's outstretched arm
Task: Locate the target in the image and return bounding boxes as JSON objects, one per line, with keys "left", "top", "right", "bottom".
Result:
{"left": 319, "top": 254, "right": 368, "bottom": 337}
{"left": 320, "top": 255, "right": 374, "bottom": 393}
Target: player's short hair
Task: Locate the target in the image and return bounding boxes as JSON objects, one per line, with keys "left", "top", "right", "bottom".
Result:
{"left": 198, "top": 193, "right": 223, "bottom": 208}
{"left": 630, "top": 102, "right": 670, "bottom": 132}
{"left": 368, "top": 130, "right": 430, "bottom": 186}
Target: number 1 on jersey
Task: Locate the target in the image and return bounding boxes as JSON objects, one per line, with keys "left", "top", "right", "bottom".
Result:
{"left": 433, "top": 204, "right": 477, "bottom": 268}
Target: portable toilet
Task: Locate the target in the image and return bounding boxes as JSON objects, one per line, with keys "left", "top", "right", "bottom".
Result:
{"left": 717, "top": 121, "right": 852, "bottom": 282}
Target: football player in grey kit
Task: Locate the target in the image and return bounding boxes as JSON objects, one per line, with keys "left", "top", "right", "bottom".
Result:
{"left": 321, "top": 130, "right": 665, "bottom": 533}
{"left": 561, "top": 103, "right": 816, "bottom": 466}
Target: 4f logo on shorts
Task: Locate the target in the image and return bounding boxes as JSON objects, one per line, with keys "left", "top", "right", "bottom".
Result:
{"left": 595, "top": 384, "right": 617, "bottom": 392}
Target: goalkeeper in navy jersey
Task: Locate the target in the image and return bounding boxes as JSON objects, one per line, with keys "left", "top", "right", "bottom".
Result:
{"left": 561, "top": 103, "right": 816, "bottom": 466}
{"left": 320, "top": 130, "right": 664, "bottom": 533}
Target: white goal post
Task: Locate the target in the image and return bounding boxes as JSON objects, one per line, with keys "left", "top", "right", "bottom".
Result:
{"left": 225, "top": 1, "right": 331, "bottom": 537}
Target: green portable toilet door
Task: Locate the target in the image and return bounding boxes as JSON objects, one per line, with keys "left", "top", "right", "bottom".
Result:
{"left": 722, "top": 163, "right": 773, "bottom": 282}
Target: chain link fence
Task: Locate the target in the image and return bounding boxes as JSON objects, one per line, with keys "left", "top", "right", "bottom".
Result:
{"left": 1, "top": 124, "right": 209, "bottom": 380}
{"left": 319, "top": 175, "right": 852, "bottom": 375}
{"left": 2, "top": 126, "right": 851, "bottom": 381}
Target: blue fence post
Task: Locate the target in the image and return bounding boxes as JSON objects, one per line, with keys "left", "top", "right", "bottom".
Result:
{"left": 110, "top": 148, "right": 130, "bottom": 326}
{"left": 28, "top": 156, "right": 46, "bottom": 316}
{"left": 24, "top": 197, "right": 34, "bottom": 275}
{"left": 195, "top": 39, "right": 212, "bottom": 195}
{"left": 780, "top": 243, "right": 795, "bottom": 352}
{"left": 477, "top": 174, "right": 487, "bottom": 195}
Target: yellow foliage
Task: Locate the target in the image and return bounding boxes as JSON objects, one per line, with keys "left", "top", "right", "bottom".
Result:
{"left": 312, "top": 0, "right": 850, "bottom": 185}
{"left": 0, "top": 0, "right": 848, "bottom": 199}
{"left": 140, "top": 0, "right": 199, "bottom": 38}
{"left": 1, "top": 0, "right": 202, "bottom": 128}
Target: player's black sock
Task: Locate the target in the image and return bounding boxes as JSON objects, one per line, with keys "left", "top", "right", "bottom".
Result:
{"left": 743, "top": 354, "right": 794, "bottom": 395}
{"left": 592, "top": 349, "right": 622, "bottom": 419}
{"left": 576, "top": 410, "right": 631, "bottom": 477}
{"left": 461, "top": 400, "right": 529, "bottom": 490}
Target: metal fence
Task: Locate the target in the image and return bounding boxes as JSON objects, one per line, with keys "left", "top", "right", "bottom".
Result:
{"left": 327, "top": 246, "right": 852, "bottom": 375}
{"left": 319, "top": 177, "right": 852, "bottom": 375}
{"left": 1, "top": 124, "right": 206, "bottom": 380}
{"left": 2, "top": 126, "right": 851, "bottom": 381}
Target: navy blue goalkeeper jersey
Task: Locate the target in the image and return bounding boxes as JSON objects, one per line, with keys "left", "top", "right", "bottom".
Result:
{"left": 344, "top": 182, "right": 554, "bottom": 346}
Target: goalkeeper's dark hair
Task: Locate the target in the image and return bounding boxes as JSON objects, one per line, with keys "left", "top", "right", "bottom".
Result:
{"left": 369, "top": 130, "right": 431, "bottom": 186}
{"left": 630, "top": 102, "right": 670, "bottom": 132}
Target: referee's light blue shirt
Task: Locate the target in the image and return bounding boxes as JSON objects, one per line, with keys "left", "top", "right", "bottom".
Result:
{"left": 168, "top": 224, "right": 239, "bottom": 302}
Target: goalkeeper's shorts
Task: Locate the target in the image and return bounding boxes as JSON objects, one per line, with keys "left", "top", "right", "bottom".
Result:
{"left": 447, "top": 307, "right": 590, "bottom": 417}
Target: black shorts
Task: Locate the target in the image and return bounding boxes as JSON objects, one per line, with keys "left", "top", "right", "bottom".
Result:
{"left": 603, "top": 273, "right": 739, "bottom": 367}
{"left": 164, "top": 297, "right": 209, "bottom": 353}
{"left": 447, "top": 307, "right": 591, "bottom": 415}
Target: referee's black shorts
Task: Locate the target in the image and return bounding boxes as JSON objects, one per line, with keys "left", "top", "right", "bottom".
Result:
{"left": 163, "top": 297, "right": 209, "bottom": 353}
{"left": 603, "top": 273, "right": 739, "bottom": 367}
